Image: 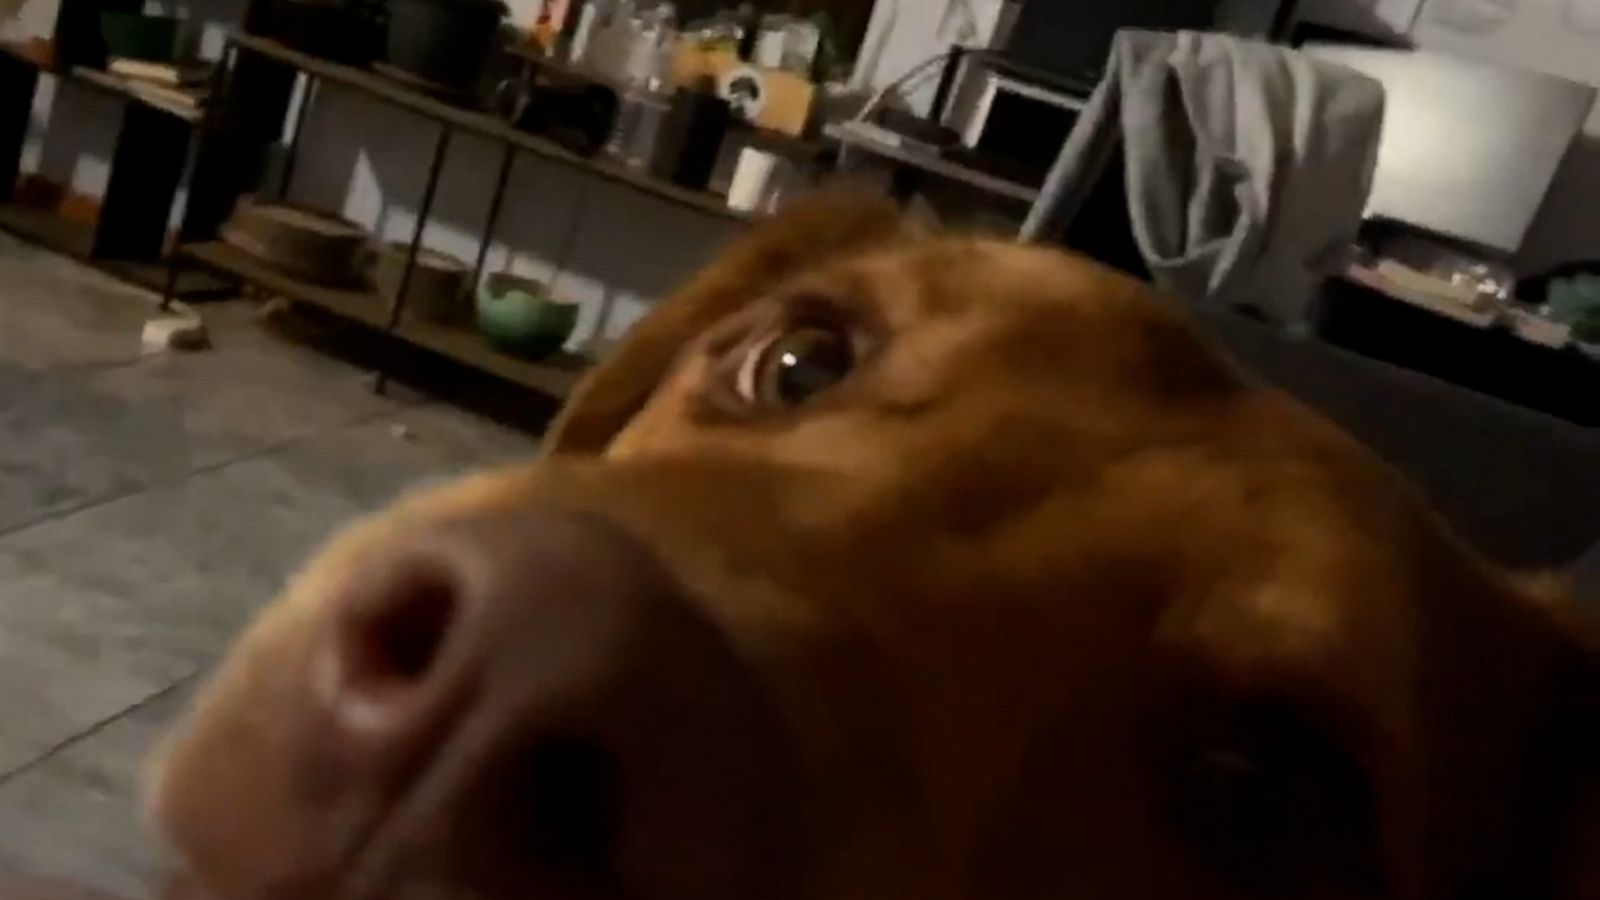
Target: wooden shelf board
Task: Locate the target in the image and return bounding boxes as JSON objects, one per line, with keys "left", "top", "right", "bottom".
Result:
{"left": 181, "top": 240, "right": 589, "bottom": 396}
{"left": 0, "top": 48, "right": 206, "bottom": 124}
{"left": 183, "top": 240, "right": 387, "bottom": 327}
{"left": 71, "top": 67, "right": 205, "bottom": 124}
{"left": 396, "top": 315, "right": 588, "bottom": 398}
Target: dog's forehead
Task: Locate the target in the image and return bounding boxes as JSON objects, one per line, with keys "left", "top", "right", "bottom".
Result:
{"left": 609, "top": 232, "right": 1443, "bottom": 650}
{"left": 794, "top": 239, "right": 1161, "bottom": 325}
{"left": 797, "top": 240, "right": 1240, "bottom": 403}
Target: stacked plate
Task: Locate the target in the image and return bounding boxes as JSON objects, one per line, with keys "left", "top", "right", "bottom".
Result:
{"left": 221, "top": 197, "right": 371, "bottom": 287}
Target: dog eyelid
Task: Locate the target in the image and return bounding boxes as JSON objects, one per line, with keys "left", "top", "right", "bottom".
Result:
{"left": 734, "top": 342, "right": 764, "bottom": 402}
{"left": 781, "top": 291, "right": 857, "bottom": 322}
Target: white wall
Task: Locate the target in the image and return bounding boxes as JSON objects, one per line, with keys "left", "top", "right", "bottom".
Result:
{"left": 1406, "top": 0, "right": 1600, "bottom": 270}
{"left": 852, "top": 0, "right": 1009, "bottom": 112}
{"left": 1298, "top": 0, "right": 1427, "bottom": 37}
{"left": 1300, "top": 0, "right": 1600, "bottom": 268}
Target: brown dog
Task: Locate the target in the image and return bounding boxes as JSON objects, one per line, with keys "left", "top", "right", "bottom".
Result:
{"left": 148, "top": 194, "right": 1595, "bottom": 900}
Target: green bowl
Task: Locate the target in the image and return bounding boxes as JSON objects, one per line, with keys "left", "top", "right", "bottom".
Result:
{"left": 476, "top": 273, "right": 580, "bottom": 361}
{"left": 100, "top": 13, "right": 182, "bottom": 62}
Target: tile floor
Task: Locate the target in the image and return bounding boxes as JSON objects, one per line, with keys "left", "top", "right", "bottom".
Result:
{"left": 0, "top": 234, "right": 538, "bottom": 897}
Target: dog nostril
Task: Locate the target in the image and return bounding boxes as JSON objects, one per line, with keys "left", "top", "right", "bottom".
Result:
{"left": 342, "top": 566, "right": 459, "bottom": 697}
{"left": 517, "top": 738, "right": 622, "bottom": 880}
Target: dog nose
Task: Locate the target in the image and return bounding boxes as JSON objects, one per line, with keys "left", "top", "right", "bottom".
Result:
{"left": 307, "top": 511, "right": 797, "bottom": 899}
{"left": 318, "top": 510, "right": 739, "bottom": 735}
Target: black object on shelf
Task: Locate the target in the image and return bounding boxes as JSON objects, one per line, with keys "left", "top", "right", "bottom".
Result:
{"left": 515, "top": 79, "right": 618, "bottom": 157}
{"left": 179, "top": 44, "right": 298, "bottom": 244}
{"left": 735, "top": 3, "right": 759, "bottom": 61}
{"left": 0, "top": 52, "right": 37, "bottom": 205}
{"left": 94, "top": 102, "right": 192, "bottom": 259}
{"left": 258, "top": 0, "right": 384, "bottom": 66}
{"left": 55, "top": 0, "right": 143, "bottom": 69}
{"left": 385, "top": 0, "right": 506, "bottom": 95}
{"left": 650, "top": 84, "right": 730, "bottom": 191}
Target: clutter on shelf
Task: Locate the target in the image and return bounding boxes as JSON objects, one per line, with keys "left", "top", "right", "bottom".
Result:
{"left": 220, "top": 197, "right": 372, "bottom": 288}
{"left": 373, "top": 242, "right": 472, "bottom": 324}
{"left": 100, "top": 54, "right": 211, "bottom": 115}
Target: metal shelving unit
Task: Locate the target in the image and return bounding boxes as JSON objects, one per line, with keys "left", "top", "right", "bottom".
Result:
{"left": 162, "top": 33, "right": 762, "bottom": 397}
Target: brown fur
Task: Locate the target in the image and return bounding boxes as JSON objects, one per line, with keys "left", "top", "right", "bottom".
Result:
{"left": 149, "top": 192, "right": 1595, "bottom": 900}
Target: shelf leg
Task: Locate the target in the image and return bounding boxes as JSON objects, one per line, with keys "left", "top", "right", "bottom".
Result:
{"left": 279, "top": 74, "right": 319, "bottom": 200}
{"left": 928, "top": 46, "right": 967, "bottom": 127}
{"left": 471, "top": 143, "right": 517, "bottom": 292}
{"left": 369, "top": 121, "right": 453, "bottom": 398}
{"left": 552, "top": 176, "right": 600, "bottom": 353}
{"left": 159, "top": 249, "right": 182, "bottom": 311}
{"left": 385, "top": 122, "right": 454, "bottom": 330}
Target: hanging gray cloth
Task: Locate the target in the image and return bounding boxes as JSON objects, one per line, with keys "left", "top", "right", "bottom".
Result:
{"left": 1022, "top": 30, "right": 1386, "bottom": 327}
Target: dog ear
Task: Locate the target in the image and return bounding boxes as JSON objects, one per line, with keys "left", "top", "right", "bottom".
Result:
{"left": 1421, "top": 580, "right": 1596, "bottom": 900}
{"left": 543, "top": 189, "right": 919, "bottom": 455}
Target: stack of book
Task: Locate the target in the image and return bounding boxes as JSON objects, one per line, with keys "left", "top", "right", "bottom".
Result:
{"left": 106, "top": 58, "right": 213, "bottom": 117}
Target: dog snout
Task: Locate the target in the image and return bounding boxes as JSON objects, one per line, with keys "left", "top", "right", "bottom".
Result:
{"left": 159, "top": 510, "right": 800, "bottom": 900}
{"left": 311, "top": 511, "right": 681, "bottom": 741}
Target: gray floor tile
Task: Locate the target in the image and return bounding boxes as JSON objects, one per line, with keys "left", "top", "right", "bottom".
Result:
{"left": 0, "top": 682, "right": 192, "bottom": 900}
{"left": 79, "top": 304, "right": 415, "bottom": 468}
{"left": 0, "top": 362, "right": 199, "bottom": 534}
{"left": 0, "top": 236, "right": 154, "bottom": 374}
{"left": 0, "top": 401, "right": 538, "bottom": 665}
{"left": 0, "top": 237, "right": 422, "bottom": 533}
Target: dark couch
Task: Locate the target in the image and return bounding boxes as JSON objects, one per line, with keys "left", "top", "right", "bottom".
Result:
{"left": 1200, "top": 311, "right": 1600, "bottom": 602}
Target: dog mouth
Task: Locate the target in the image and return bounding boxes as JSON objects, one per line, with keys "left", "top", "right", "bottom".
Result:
{"left": 159, "top": 728, "right": 762, "bottom": 900}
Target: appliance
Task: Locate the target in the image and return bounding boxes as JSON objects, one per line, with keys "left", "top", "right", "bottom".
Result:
{"left": 649, "top": 84, "right": 732, "bottom": 191}
{"left": 1304, "top": 44, "right": 1597, "bottom": 254}
{"left": 1004, "top": 0, "right": 1294, "bottom": 92}
{"left": 948, "top": 68, "right": 1082, "bottom": 185}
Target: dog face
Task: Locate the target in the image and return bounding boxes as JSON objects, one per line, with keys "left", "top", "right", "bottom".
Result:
{"left": 149, "top": 194, "right": 1595, "bottom": 900}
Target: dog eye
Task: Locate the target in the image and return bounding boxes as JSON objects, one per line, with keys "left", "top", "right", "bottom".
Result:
{"left": 736, "top": 325, "right": 856, "bottom": 408}
{"left": 1172, "top": 708, "right": 1382, "bottom": 895}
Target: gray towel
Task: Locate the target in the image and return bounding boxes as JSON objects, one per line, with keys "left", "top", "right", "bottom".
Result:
{"left": 1025, "top": 31, "right": 1386, "bottom": 327}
